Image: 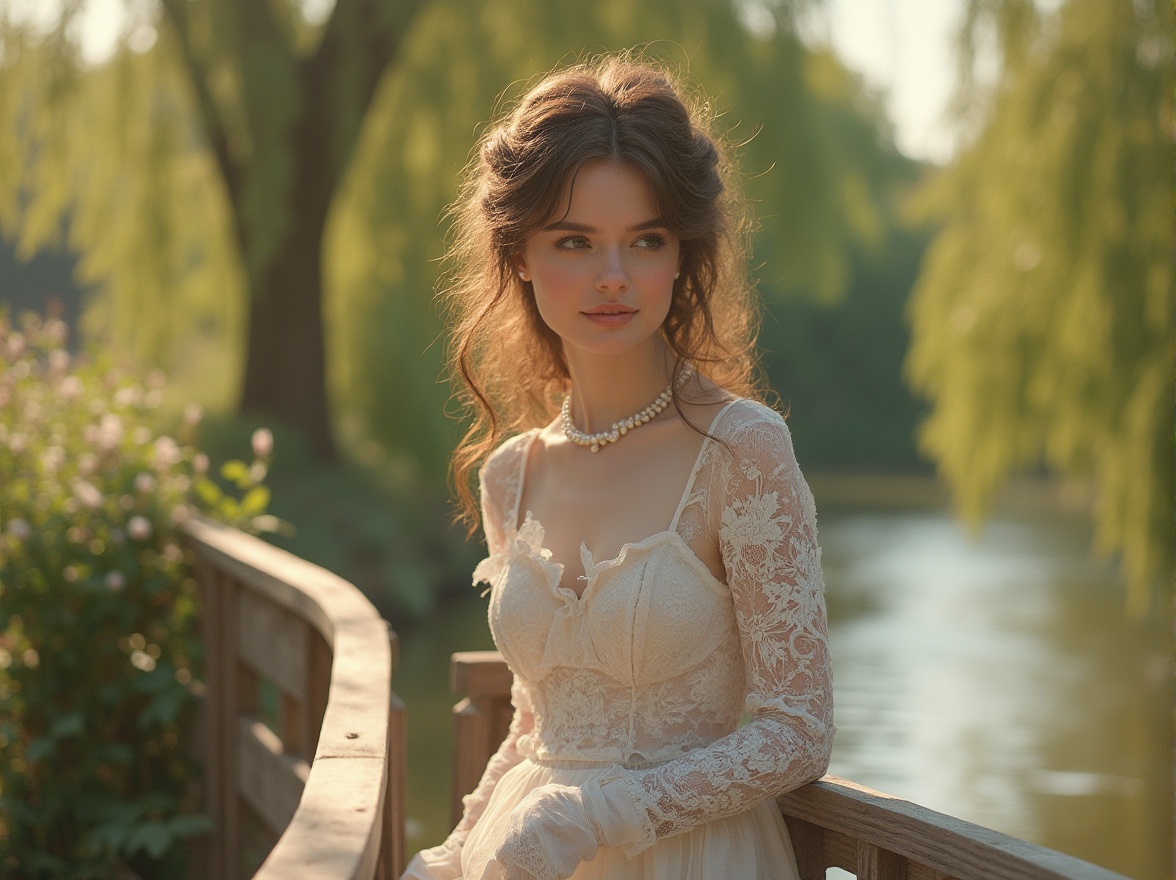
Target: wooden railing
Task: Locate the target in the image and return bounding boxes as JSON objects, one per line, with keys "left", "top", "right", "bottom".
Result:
{"left": 183, "top": 518, "right": 406, "bottom": 880}
{"left": 450, "top": 652, "right": 1130, "bottom": 880}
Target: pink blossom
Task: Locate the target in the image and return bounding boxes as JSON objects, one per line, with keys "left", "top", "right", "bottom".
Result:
{"left": 72, "top": 481, "right": 104, "bottom": 510}
{"left": 96, "top": 413, "right": 123, "bottom": 451}
{"left": 44, "top": 319, "right": 67, "bottom": 345}
{"left": 134, "top": 473, "right": 157, "bottom": 494}
{"left": 59, "top": 376, "right": 83, "bottom": 400}
{"left": 251, "top": 427, "right": 274, "bottom": 458}
{"left": 127, "top": 516, "right": 152, "bottom": 541}
{"left": 48, "top": 349, "right": 70, "bottom": 373}
{"left": 113, "top": 386, "right": 141, "bottom": 408}
{"left": 183, "top": 403, "right": 204, "bottom": 426}
{"left": 152, "top": 436, "right": 181, "bottom": 469}
{"left": 104, "top": 571, "right": 126, "bottom": 593}
{"left": 6, "top": 519, "right": 30, "bottom": 541}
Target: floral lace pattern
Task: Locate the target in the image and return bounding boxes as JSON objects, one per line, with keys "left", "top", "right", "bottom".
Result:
{"left": 451, "top": 400, "right": 833, "bottom": 866}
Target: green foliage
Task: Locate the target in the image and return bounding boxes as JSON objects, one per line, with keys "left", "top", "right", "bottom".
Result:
{"left": 193, "top": 415, "right": 479, "bottom": 620}
{"left": 0, "top": 312, "right": 272, "bottom": 878}
{"left": 906, "top": 0, "right": 1173, "bottom": 612}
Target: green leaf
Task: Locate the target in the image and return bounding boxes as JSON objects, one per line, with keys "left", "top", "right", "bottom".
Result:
{"left": 240, "top": 485, "right": 270, "bottom": 517}
{"left": 194, "top": 476, "right": 223, "bottom": 506}
{"left": 220, "top": 460, "right": 251, "bottom": 489}
{"left": 126, "top": 820, "right": 172, "bottom": 859}
{"left": 167, "top": 813, "right": 215, "bottom": 839}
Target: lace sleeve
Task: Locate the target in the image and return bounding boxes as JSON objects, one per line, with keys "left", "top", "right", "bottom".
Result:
{"left": 600, "top": 409, "right": 835, "bottom": 855}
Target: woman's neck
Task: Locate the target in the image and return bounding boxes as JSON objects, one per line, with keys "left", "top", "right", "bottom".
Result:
{"left": 563, "top": 343, "right": 676, "bottom": 434}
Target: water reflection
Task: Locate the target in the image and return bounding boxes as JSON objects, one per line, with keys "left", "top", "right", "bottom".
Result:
{"left": 822, "top": 508, "right": 1170, "bottom": 880}
{"left": 396, "top": 504, "right": 1171, "bottom": 879}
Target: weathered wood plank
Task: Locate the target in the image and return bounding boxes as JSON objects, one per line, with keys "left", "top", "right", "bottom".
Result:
{"left": 237, "top": 587, "right": 308, "bottom": 701}
{"left": 451, "top": 696, "right": 498, "bottom": 828}
{"left": 183, "top": 517, "right": 398, "bottom": 880}
{"left": 858, "top": 841, "right": 908, "bottom": 880}
{"left": 449, "top": 651, "right": 514, "bottom": 827}
{"left": 824, "top": 827, "right": 859, "bottom": 872}
{"left": 304, "top": 629, "right": 332, "bottom": 759}
{"left": 782, "top": 816, "right": 824, "bottom": 880}
{"left": 777, "top": 776, "right": 1128, "bottom": 880}
{"left": 238, "top": 717, "right": 310, "bottom": 839}
{"left": 379, "top": 690, "right": 407, "bottom": 880}
{"left": 220, "top": 575, "right": 242, "bottom": 880}
{"left": 451, "top": 651, "right": 512, "bottom": 699}
{"left": 908, "top": 864, "right": 953, "bottom": 880}
{"left": 196, "top": 565, "right": 225, "bottom": 880}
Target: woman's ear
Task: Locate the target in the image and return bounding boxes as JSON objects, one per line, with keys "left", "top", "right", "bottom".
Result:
{"left": 514, "top": 255, "right": 531, "bottom": 283}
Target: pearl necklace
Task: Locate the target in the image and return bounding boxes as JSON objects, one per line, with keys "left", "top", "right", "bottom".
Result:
{"left": 561, "top": 364, "right": 694, "bottom": 453}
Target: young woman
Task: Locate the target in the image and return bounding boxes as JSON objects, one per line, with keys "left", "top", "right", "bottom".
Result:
{"left": 403, "top": 55, "right": 834, "bottom": 880}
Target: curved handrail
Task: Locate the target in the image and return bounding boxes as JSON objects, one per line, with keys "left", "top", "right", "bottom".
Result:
{"left": 183, "top": 517, "right": 404, "bottom": 879}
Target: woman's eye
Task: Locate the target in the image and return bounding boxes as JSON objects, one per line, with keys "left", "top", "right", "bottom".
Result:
{"left": 635, "top": 234, "right": 666, "bottom": 250}
{"left": 556, "top": 236, "right": 588, "bottom": 250}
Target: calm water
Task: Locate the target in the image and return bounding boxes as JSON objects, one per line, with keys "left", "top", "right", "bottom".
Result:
{"left": 394, "top": 499, "right": 1171, "bottom": 879}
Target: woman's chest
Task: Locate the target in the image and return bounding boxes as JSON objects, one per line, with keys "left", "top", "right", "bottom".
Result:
{"left": 518, "top": 427, "right": 709, "bottom": 578}
{"left": 487, "top": 539, "right": 736, "bottom": 684}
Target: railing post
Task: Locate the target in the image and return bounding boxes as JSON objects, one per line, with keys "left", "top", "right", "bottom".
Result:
{"left": 220, "top": 574, "right": 242, "bottom": 880}
{"left": 449, "top": 652, "right": 513, "bottom": 828}
{"left": 197, "top": 567, "right": 224, "bottom": 880}
{"left": 857, "top": 842, "right": 907, "bottom": 880}
{"left": 783, "top": 816, "right": 826, "bottom": 880}
{"left": 378, "top": 624, "right": 407, "bottom": 879}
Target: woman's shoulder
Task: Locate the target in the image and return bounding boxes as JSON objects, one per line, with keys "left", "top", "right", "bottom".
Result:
{"left": 709, "top": 396, "right": 791, "bottom": 443}
{"left": 479, "top": 428, "right": 540, "bottom": 486}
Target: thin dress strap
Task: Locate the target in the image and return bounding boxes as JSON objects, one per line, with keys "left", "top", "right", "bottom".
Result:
{"left": 509, "top": 429, "right": 541, "bottom": 532}
{"left": 668, "top": 398, "right": 743, "bottom": 532}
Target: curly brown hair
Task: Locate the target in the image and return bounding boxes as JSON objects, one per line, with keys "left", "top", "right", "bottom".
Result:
{"left": 442, "top": 54, "right": 764, "bottom": 533}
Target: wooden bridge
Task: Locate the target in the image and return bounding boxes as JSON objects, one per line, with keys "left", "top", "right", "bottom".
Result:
{"left": 183, "top": 518, "right": 1129, "bottom": 880}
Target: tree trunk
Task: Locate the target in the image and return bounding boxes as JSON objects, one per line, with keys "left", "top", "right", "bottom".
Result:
{"left": 237, "top": 113, "right": 336, "bottom": 460}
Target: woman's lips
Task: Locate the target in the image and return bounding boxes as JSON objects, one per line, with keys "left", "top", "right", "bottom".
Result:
{"left": 583, "top": 307, "right": 636, "bottom": 328}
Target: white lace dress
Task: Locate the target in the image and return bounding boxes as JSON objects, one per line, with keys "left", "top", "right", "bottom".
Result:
{"left": 404, "top": 399, "right": 834, "bottom": 880}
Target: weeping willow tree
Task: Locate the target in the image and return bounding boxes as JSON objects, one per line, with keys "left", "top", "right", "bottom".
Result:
{"left": 0, "top": 0, "right": 427, "bottom": 460}
{"left": 906, "top": 0, "right": 1172, "bottom": 613}
{"left": 0, "top": 0, "right": 901, "bottom": 483}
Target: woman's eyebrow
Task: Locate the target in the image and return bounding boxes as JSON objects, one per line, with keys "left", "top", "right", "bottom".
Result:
{"left": 540, "top": 218, "right": 666, "bottom": 232}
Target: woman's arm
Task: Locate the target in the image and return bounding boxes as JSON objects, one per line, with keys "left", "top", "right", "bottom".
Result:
{"left": 595, "top": 411, "right": 834, "bottom": 854}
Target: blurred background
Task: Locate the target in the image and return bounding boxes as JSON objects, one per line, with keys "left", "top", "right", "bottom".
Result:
{"left": 0, "top": 0, "right": 1170, "bottom": 877}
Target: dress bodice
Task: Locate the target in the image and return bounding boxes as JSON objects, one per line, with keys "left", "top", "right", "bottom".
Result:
{"left": 473, "top": 400, "right": 834, "bottom": 773}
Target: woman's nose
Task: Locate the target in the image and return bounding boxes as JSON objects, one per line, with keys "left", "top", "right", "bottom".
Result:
{"left": 595, "top": 248, "right": 629, "bottom": 292}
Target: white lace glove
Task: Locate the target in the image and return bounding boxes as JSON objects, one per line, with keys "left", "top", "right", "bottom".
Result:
{"left": 476, "top": 779, "right": 652, "bottom": 880}
{"left": 400, "top": 836, "right": 464, "bottom": 879}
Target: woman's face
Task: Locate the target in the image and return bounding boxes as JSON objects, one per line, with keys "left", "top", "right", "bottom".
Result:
{"left": 516, "top": 160, "right": 681, "bottom": 361}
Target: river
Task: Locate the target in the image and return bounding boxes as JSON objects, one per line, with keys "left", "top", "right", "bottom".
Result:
{"left": 393, "top": 489, "right": 1171, "bottom": 879}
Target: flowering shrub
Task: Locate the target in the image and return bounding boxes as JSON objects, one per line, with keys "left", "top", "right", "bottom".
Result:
{"left": 0, "top": 312, "right": 272, "bottom": 879}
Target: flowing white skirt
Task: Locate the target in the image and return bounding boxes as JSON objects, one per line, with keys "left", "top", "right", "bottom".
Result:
{"left": 461, "top": 758, "right": 801, "bottom": 880}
